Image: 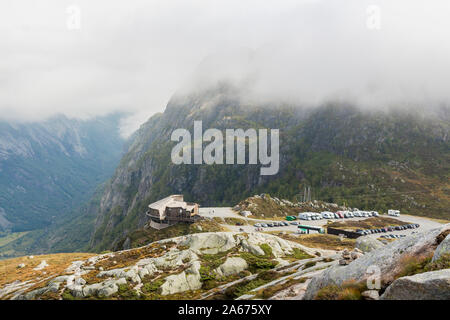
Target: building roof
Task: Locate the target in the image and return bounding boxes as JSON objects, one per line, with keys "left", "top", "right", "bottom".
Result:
{"left": 148, "top": 195, "right": 196, "bottom": 220}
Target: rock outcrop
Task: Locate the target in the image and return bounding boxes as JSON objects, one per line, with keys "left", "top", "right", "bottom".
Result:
{"left": 303, "top": 224, "right": 450, "bottom": 300}
{"left": 355, "top": 237, "right": 384, "bottom": 253}
{"left": 432, "top": 234, "right": 450, "bottom": 262}
{"left": 5, "top": 232, "right": 324, "bottom": 300}
{"left": 381, "top": 269, "right": 450, "bottom": 300}
{"left": 215, "top": 257, "right": 248, "bottom": 277}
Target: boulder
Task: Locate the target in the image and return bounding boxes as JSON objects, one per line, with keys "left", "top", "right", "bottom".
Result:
{"left": 17, "top": 263, "right": 25, "bottom": 269}
{"left": 50, "top": 276, "right": 71, "bottom": 284}
{"left": 361, "top": 290, "right": 379, "bottom": 300}
{"left": 97, "top": 284, "right": 118, "bottom": 298}
{"left": 432, "top": 234, "right": 450, "bottom": 262}
{"left": 240, "top": 239, "right": 266, "bottom": 255}
{"left": 23, "top": 287, "right": 48, "bottom": 300}
{"left": 355, "top": 237, "right": 384, "bottom": 253}
{"left": 338, "top": 259, "right": 349, "bottom": 266}
{"left": 96, "top": 279, "right": 126, "bottom": 297}
{"left": 82, "top": 283, "right": 103, "bottom": 297}
{"left": 75, "top": 277, "right": 86, "bottom": 286}
{"left": 241, "top": 233, "right": 307, "bottom": 257}
{"left": 381, "top": 269, "right": 450, "bottom": 300}
{"left": 69, "top": 285, "right": 84, "bottom": 298}
{"left": 215, "top": 257, "right": 248, "bottom": 277}
{"left": 160, "top": 261, "right": 202, "bottom": 295}
{"left": 351, "top": 251, "right": 364, "bottom": 260}
{"left": 303, "top": 224, "right": 450, "bottom": 300}
{"left": 179, "top": 232, "right": 237, "bottom": 254}
{"left": 160, "top": 271, "right": 201, "bottom": 295}
{"left": 33, "top": 260, "right": 49, "bottom": 271}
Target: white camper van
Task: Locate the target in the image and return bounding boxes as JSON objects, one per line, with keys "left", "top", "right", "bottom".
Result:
{"left": 388, "top": 209, "right": 400, "bottom": 217}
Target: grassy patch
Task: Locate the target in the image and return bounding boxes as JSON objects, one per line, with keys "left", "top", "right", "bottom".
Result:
{"left": 259, "top": 244, "right": 273, "bottom": 257}
{"left": 95, "top": 241, "right": 177, "bottom": 271}
{"left": 117, "top": 283, "right": 140, "bottom": 300}
{"left": 277, "top": 233, "right": 355, "bottom": 251}
{"left": 223, "top": 218, "right": 249, "bottom": 226}
{"left": 0, "top": 232, "right": 29, "bottom": 247}
{"left": 239, "top": 252, "right": 278, "bottom": 273}
{"left": 256, "top": 277, "right": 307, "bottom": 299}
{"left": 315, "top": 280, "right": 366, "bottom": 300}
{"left": 142, "top": 279, "right": 164, "bottom": 293}
{"left": 223, "top": 270, "right": 281, "bottom": 299}
{"left": 61, "top": 290, "right": 76, "bottom": 300}
{"left": 396, "top": 253, "right": 450, "bottom": 279}
{"left": 327, "top": 217, "right": 409, "bottom": 231}
{"left": 286, "top": 248, "right": 314, "bottom": 261}
{"left": 0, "top": 252, "right": 95, "bottom": 288}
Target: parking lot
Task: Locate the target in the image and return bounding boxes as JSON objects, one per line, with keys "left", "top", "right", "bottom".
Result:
{"left": 198, "top": 207, "right": 445, "bottom": 239}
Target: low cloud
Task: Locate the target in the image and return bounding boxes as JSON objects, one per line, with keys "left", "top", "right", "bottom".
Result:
{"left": 1, "top": 0, "right": 449, "bottom": 136}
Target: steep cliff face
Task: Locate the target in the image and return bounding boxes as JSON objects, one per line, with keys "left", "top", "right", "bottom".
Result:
{"left": 0, "top": 114, "right": 124, "bottom": 232}
{"left": 89, "top": 86, "right": 450, "bottom": 251}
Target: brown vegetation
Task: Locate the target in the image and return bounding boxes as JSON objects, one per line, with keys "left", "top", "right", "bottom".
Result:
{"left": 277, "top": 233, "right": 355, "bottom": 251}
{"left": 0, "top": 252, "right": 94, "bottom": 288}
{"left": 327, "top": 216, "right": 410, "bottom": 231}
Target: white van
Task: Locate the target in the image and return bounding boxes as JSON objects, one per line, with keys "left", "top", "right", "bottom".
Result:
{"left": 388, "top": 209, "right": 400, "bottom": 217}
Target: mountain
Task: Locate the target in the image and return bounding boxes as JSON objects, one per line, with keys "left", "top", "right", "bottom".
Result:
{"left": 86, "top": 84, "right": 450, "bottom": 252}
{"left": 0, "top": 114, "right": 126, "bottom": 259}
{"left": 0, "top": 114, "right": 124, "bottom": 232}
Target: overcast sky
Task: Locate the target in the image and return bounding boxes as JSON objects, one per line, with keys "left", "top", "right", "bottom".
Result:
{"left": 1, "top": 0, "right": 450, "bottom": 136}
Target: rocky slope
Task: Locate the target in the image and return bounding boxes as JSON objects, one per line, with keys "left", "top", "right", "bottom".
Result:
{"left": 80, "top": 82, "right": 449, "bottom": 252}
{"left": 1, "top": 227, "right": 448, "bottom": 300}
{"left": 0, "top": 232, "right": 336, "bottom": 300}
{"left": 303, "top": 223, "right": 450, "bottom": 300}
{"left": 234, "top": 193, "right": 349, "bottom": 218}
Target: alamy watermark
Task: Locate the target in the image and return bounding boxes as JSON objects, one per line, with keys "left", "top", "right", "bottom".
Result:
{"left": 66, "top": 5, "right": 81, "bottom": 30}
{"left": 366, "top": 5, "right": 381, "bottom": 30}
{"left": 171, "top": 121, "right": 279, "bottom": 176}
{"left": 366, "top": 265, "right": 381, "bottom": 290}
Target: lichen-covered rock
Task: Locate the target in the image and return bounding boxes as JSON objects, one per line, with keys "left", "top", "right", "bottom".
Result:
{"left": 432, "top": 234, "right": 450, "bottom": 262}
{"left": 304, "top": 224, "right": 450, "bottom": 300}
{"left": 160, "top": 262, "right": 202, "bottom": 295}
{"left": 240, "top": 239, "right": 266, "bottom": 255}
{"left": 69, "top": 285, "right": 84, "bottom": 298}
{"left": 82, "top": 283, "right": 103, "bottom": 297}
{"left": 96, "top": 278, "right": 127, "bottom": 297}
{"left": 381, "top": 269, "right": 450, "bottom": 300}
{"left": 179, "top": 232, "right": 238, "bottom": 254}
{"left": 355, "top": 237, "right": 384, "bottom": 253}
{"left": 3, "top": 231, "right": 331, "bottom": 300}
{"left": 215, "top": 257, "right": 248, "bottom": 277}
